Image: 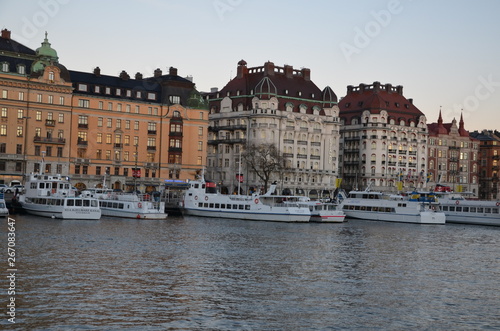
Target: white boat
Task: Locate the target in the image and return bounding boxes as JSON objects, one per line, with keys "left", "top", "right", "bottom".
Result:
{"left": 282, "top": 196, "right": 345, "bottom": 223}
{"left": 81, "top": 188, "right": 168, "bottom": 219}
{"left": 182, "top": 177, "right": 311, "bottom": 222}
{"left": 18, "top": 173, "right": 101, "bottom": 220}
{"left": 307, "top": 201, "right": 346, "bottom": 223}
{"left": 338, "top": 189, "right": 445, "bottom": 224}
{"left": 0, "top": 194, "right": 8, "bottom": 217}
{"left": 412, "top": 190, "right": 500, "bottom": 226}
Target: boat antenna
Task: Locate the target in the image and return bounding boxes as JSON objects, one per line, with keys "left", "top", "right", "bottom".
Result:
{"left": 40, "top": 151, "right": 46, "bottom": 175}
{"left": 237, "top": 149, "right": 242, "bottom": 196}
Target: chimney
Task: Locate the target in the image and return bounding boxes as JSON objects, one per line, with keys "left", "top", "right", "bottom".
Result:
{"left": 385, "top": 83, "right": 392, "bottom": 93}
{"left": 408, "top": 98, "right": 413, "bottom": 104}
{"left": 347, "top": 85, "right": 354, "bottom": 94}
{"left": 135, "top": 72, "right": 143, "bottom": 80}
{"left": 119, "top": 70, "right": 129, "bottom": 80}
{"left": 154, "top": 68, "right": 162, "bottom": 77}
{"left": 396, "top": 85, "right": 403, "bottom": 95}
{"left": 169, "top": 67, "right": 177, "bottom": 76}
{"left": 264, "top": 61, "right": 275, "bottom": 76}
{"left": 284, "top": 65, "right": 293, "bottom": 79}
{"left": 93, "top": 67, "right": 101, "bottom": 77}
{"left": 1, "top": 29, "right": 11, "bottom": 39}
{"left": 359, "top": 83, "right": 366, "bottom": 92}
{"left": 373, "top": 81, "right": 381, "bottom": 92}
{"left": 301, "top": 68, "right": 311, "bottom": 81}
{"left": 237, "top": 59, "right": 248, "bottom": 79}
{"left": 210, "top": 87, "right": 219, "bottom": 93}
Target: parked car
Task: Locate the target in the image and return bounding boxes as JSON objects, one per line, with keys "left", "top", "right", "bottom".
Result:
{"left": 0, "top": 184, "right": 8, "bottom": 193}
{"left": 5, "top": 185, "right": 24, "bottom": 194}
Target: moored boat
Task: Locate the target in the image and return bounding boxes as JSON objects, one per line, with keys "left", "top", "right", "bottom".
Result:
{"left": 338, "top": 189, "right": 445, "bottom": 224}
{"left": 18, "top": 173, "right": 101, "bottom": 220}
{"left": 81, "top": 188, "right": 168, "bottom": 219}
{"left": 182, "top": 177, "right": 311, "bottom": 222}
{"left": 412, "top": 190, "right": 500, "bottom": 226}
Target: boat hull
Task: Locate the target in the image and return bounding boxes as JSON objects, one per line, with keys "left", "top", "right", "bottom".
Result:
{"left": 183, "top": 207, "right": 310, "bottom": 222}
{"left": 100, "top": 208, "right": 168, "bottom": 219}
{"left": 20, "top": 203, "right": 101, "bottom": 220}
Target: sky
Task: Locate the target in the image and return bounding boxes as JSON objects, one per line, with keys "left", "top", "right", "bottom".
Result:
{"left": 1, "top": 0, "right": 500, "bottom": 131}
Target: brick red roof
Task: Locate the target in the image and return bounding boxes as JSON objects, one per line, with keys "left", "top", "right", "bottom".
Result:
{"left": 339, "top": 82, "right": 425, "bottom": 124}
{"left": 208, "top": 61, "right": 337, "bottom": 114}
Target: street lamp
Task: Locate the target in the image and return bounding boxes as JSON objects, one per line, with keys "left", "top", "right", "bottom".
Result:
{"left": 22, "top": 116, "right": 31, "bottom": 180}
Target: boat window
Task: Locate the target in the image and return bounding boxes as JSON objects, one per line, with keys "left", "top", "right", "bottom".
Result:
{"left": 463, "top": 207, "right": 469, "bottom": 212}
{"left": 239, "top": 205, "right": 244, "bottom": 210}
{"left": 83, "top": 200, "right": 90, "bottom": 207}
{"left": 385, "top": 207, "right": 392, "bottom": 212}
{"left": 215, "top": 203, "right": 220, "bottom": 208}
{"left": 449, "top": 206, "right": 455, "bottom": 212}
{"left": 226, "top": 204, "right": 231, "bottom": 209}
{"left": 233, "top": 204, "right": 238, "bottom": 209}
{"left": 485, "top": 208, "right": 491, "bottom": 213}
{"left": 360, "top": 206, "right": 366, "bottom": 210}
{"left": 493, "top": 208, "right": 499, "bottom": 214}
{"left": 209, "top": 203, "right": 214, "bottom": 208}
{"left": 91, "top": 200, "right": 97, "bottom": 207}
{"left": 39, "top": 183, "right": 45, "bottom": 189}
{"left": 119, "top": 203, "right": 124, "bottom": 209}
{"left": 112, "top": 202, "right": 118, "bottom": 208}
{"left": 67, "top": 200, "right": 74, "bottom": 206}
{"left": 366, "top": 206, "right": 372, "bottom": 211}
{"left": 470, "top": 207, "right": 476, "bottom": 212}
{"left": 456, "top": 207, "right": 462, "bottom": 212}
{"left": 75, "top": 200, "right": 82, "bottom": 207}
{"left": 442, "top": 206, "right": 448, "bottom": 211}
{"left": 477, "top": 208, "right": 483, "bottom": 213}
{"left": 245, "top": 205, "right": 250, "bottom": 210}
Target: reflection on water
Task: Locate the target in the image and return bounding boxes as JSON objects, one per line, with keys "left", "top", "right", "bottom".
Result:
{"left": 2, "top": 215, "right": 499, "bottom": 330}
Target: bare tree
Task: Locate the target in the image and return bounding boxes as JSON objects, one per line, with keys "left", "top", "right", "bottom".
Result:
{"left": 242, "top": 143, "right": 287, "bottom": 193}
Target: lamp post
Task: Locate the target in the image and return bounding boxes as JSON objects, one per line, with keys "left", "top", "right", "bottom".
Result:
{"left": 22, "top": 116, "right": 31, "bottom": 181}
{"left": 134, "top": 143, "right": 138, "bottom": 193}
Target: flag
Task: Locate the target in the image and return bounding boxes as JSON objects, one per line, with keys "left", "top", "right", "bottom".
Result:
{"left": 398, "top": 171, "right": 403, "bottom": 181}
{"left": 407, "top": 170, "right": 412, "bottom": 180}
{"left": 418, "top": 170, "right": 424, "bottom": 182}
{"left": 396, "top": 181, "right": 403, "bottom": 191}
{"left": 456, "top": 185, "right": 463, "bottom": 193}
{"left": 236, "top": 174, "right": 243, "bottom": 183}
{"left": 335, "top": 178, "right": 342, "bottom": 188}
{"left": 426, "top": 172, "right": 431, "bottom": 183}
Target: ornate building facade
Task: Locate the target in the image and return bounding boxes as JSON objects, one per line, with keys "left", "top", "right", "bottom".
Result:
{"left": 427, "top": 112, "right": 479, "bottom": 195}
{"left": 206, "top": 60, "right": 341, "bottom": 197}
{"left": 470, "top": 130, "right": 500, "bottom": 200}
{"left": 338, "top": 82, "right": 429, "bottom": 191}
{"left": 0, "top": 29, "right": 209, "bottom": 191}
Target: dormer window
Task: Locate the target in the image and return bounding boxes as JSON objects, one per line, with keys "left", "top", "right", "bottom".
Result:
{"left": 1, "top": 62, "right": 9, "bottom": 72}
{"left": 17, "top": 65, "right": 25, "bottom": 75}
{"left": 78, "top": 84, "right": 87, "bottom": 92}
{"left": 48, "top": 71, "right": 54, "bottom": 81}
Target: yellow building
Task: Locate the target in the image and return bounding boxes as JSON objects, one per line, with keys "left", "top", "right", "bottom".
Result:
{"left": 0, "top": 29, "right": 209, "bottom": 191}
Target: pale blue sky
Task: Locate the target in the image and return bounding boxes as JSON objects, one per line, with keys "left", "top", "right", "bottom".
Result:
{"left": 1, "top": 0, "right": 500, "bottom": 131}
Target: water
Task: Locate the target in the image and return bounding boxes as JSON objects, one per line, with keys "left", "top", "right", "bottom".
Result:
{"left": 1, "top": 214, "right": 500, "bottom": 330}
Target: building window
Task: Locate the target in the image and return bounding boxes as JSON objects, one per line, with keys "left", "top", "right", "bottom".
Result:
{"left": 48, "top": 95, "right": 53, "bottom": 104}
{"left": 57, "top": 147, "right": 63, "bottom": 157}
{"left": 97, "top": 133, "right": 102, "bottom": 143}
{"left": 96, "top": 166, "right": 101, "bottom": 175}
{"left": 134, "top": 121, "right": 139, "bottom": 130}
{"left": 125, "top": 120, "right": 130, "bottom": 129}
{"left": 106, "top": 134, "right": 112, "bottom": 144}
{"left": 59, "top": 96, "right": 65, "bottom": 105}
{"left": 45, "top": 146, "right": 52, "bottom": 157}
{"left": 170, "top": 96, "right": 181, "bottom": 104}
{"left": 107, "top": 118, "right": 112, "bottom": 128}
{"left": 37, "top": 94, "right": 42, "bottom": 102}
{"left": 17, "top": 109, "right": 24, "bottom": 119}
{"left": 78, "top": 84, "right": 87, "bottom": 92}
{"left": 18, "top": 92, "right": 24, "bottom": 101}
{"left": 108, "top": 102, "right": 113, "bottom": 111}
{"left": 1, "top": 90, "right": 7, "bottom": 98}
{"left": 16, "top": 144, "right": 22, "bottom": 154}
{"left": 96, "top": 149, "right": 102, "bottom": 159}
{"left": 97, "top": 117, "right": 103, "bottom": 127}
{"left": 34, "top": 146, "right": 40, "bottom": 156}
{"left": 48, "top": 71, "right": 54, "bottom": 81}
{"left": 98, "top": 101, "right": 103, "bottom": 109}
{"left": 1, "top": 124, "right": 7, "bottom": 136}
{"left": 58, "top": 113, "right": 64, "bottom": 123}
{"left": 0, "top": 143, "right": 5, "bottom": 153}
{"left": 116, "top": 119, "right": 121, "bottom": 129}
{"left": 1, "top": 62, "right": 9, "bottom": 72}
{"left": 147, "top": 93, "right": 155, "bottom": 100}
{"left": 16, "top": 126, "right": 23, "bottom": 137}
{"left": 17, "top": 65, "right": 25, "bottom": 74}
{"left": 78, "top": 99, "right": 90, "bottom": 108}
{"left": 1, "top": 107, "right": 6, "bottom": 118}
{"left": 105, "top": 150, "right": 111, "bottom": 160}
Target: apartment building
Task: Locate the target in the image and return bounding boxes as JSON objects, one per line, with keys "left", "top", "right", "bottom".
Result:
{"left": 470, "top": 130, "right": 500, "bottom": 200}
{"left": 206, "top": 60, "right": 341, "bottom": 197}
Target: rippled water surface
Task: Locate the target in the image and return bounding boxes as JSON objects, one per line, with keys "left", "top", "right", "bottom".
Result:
{"left": 1, "top": 214, "right": 500, "bottom": 330}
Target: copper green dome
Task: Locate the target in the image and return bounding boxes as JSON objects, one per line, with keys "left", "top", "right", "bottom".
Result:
{"left": 35, "top": 32, "right": 58, "bottom": 61}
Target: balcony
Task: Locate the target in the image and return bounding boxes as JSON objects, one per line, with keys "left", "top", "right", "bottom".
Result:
{"left": 33, "top": 136, "right": 66, "bottom": 144}
{"left": 45, "top": 119, "right": 56, "bottom": 127}
{"left": 169, "top": 131, "right": 183, "bottom": 137}
{"left": 78, "top": 123, "right": 88, "bottom": 129}
{"left": 409, "top": 151, "right": 417, "bottom": 156}
{"left": 148, "top": 130, "right": 157, "bottom": 135}
{"left": 114, "top": 143, "right": 123, "bottom": 148}
{"left": 147, "top": 146, "right": 156, "bottom": 151}
{"left": 77, "top": 138, "right": 88, "bottom": 146}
